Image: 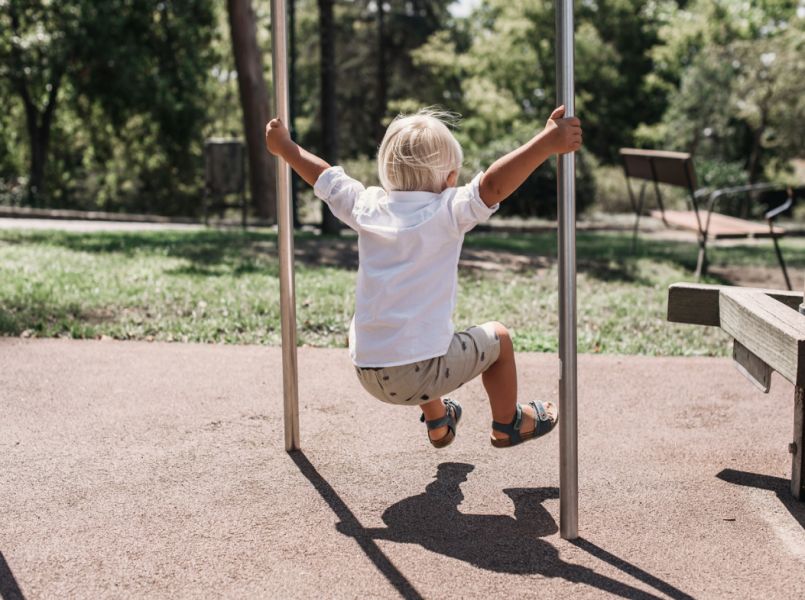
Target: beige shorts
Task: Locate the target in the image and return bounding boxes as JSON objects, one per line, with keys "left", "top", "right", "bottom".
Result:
{"left": 355, "top": 322, "right": 502, "bottom": 406}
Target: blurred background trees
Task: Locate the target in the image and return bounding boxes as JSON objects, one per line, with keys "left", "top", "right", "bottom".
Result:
{"left": 636, "top": 0, "right": 805, "bottom": 190}
{"left": 0, "top": 0, "right": 217, "bottom": 214}
{"left": 0, "top": 0, "right": 802, "bottom": 221}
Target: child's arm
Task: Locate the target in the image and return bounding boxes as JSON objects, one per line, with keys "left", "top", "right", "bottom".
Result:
{"left": 266, "top": 117, "right": 364, "bottom": 231}
{"left": 265, "top": 118, "right": 330, "bottom": 186}
{"left": 479, "top": 106, "right": 582, "bottom": 207}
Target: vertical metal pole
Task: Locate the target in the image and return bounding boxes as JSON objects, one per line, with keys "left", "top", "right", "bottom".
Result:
{"left": 271, "top": 0, "right": 300, "bottom": 451}
{"left": 556, "top": 0, "right": 578, "bottom": 540}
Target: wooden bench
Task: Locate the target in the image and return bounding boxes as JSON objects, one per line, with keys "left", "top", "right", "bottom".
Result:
{"left": 668, "top": 282, "right": 805, "bottom": 500}
{"left": 620, "top": 148, "right": 794, "bottom": 289}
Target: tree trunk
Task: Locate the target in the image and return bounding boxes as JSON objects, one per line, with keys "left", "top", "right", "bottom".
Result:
{"left": 746, "top": 122, "right": 766, "bottom": 185}
{"left": 375, "top": 0, "right": 388, "bottom": 144}
{"left": 10, "top": 4, "right": 61, "bottom": 206}
{"left": 28, "top": 129, "right": 47, "bottom": 206}
{"left": 228, "top": 0, "right": 277, "bottom": 222}
{"left": 18, "top": 72, "right": 61, "bottom": 206}
{"left": 318, "top": 0, "right": 341, "bottom": 234}
{"left": 746, "top": 89, "right": 772, "bottom": 186}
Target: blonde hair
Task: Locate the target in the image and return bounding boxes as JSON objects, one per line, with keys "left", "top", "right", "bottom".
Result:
{"left": 377, "top": 108, "right": 463, "bottom": 193}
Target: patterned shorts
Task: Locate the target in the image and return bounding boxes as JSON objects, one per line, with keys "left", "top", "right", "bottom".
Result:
{"left": 354, "top": 322, "right": 502, "bottom": 406}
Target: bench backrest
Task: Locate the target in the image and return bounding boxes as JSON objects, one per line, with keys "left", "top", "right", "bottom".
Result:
{"left": 620, "top": 148, "right": 697, "bottom": 192}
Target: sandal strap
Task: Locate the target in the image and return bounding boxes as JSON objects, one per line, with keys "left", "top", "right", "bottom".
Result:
{"left": 531, "top": 401, "right": 556, "bottom": 437}
{"left": 421, "top": 413, "right": 450, "bottom": 430}
{"left": 491, "top": 404, "right": 523, "bottom": 444}
{"left": 420, "top": 398, "right": 461, "bottom": 432}
{"left": 533, "top": 401, "right": 550, "bottom": 422}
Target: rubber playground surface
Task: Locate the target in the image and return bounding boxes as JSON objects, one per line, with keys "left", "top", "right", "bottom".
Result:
{"left": 2, "top": 339, "right": 804, "bottom": 599}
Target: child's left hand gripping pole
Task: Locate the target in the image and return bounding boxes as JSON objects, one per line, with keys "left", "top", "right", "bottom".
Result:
{"left": 271, "top": 0, "right": 301, "bottom": 452}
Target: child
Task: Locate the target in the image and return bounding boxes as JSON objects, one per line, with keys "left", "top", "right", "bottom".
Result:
{"left": 265, "top": 106, "right": 582, "bottom": 448}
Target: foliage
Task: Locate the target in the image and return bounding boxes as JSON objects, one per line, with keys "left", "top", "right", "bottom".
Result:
{"left": 0, "top": 0, "right": 218, "bottom": 213}
{"left": 411, "top": 1, "right": 667, "bottom": 158}
{"left": 403, "top": 0, "right": 667, "bottom": 215}
{"left": 638, "top": 0, "right": 804, "bottom": 183}
{"left": 0, "top": 0, "right": 802, "bottom": 217}
{"left": 591, "top": 163, "right": 633, "bottom": 214}
{"left": 291, "top": 0, "right": 458, "bottom": 158}
{"left": 694, "top": 158, "right": 749, "bottom": 191}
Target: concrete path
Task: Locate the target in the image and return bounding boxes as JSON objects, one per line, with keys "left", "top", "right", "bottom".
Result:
{"left": 0, "top": 217, "right": 205, "bottom": 233}
{"left": 1, "top": 339, "right": 803, "bottom": 599}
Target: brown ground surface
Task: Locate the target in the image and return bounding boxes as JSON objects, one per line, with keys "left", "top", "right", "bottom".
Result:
{"left": 2, "top": 339, "right": 804, "bottom": 599}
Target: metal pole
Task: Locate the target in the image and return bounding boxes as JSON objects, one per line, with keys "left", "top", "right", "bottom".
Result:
{"left": 556, "top": 0, "right": 578, "bottom": 540}
{"left": 271, "top": 0, "right": 300, "bottom": 451}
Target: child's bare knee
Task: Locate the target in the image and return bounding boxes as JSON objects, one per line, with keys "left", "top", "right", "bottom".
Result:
{"left": 488, "top": 321, "right": 510, "bottom": 342}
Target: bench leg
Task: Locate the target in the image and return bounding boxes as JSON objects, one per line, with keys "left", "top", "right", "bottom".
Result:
{"left": 630, "top": 181, "right": 647, "bottom": 253}
{"left": 771, "top": 235, "right": 792, "bottom": 290}
{"left": 793, "top": 386, "right": 804, "bottom": 500}
{"left": 695, "top": 238, "right": 708, "bottom": 279}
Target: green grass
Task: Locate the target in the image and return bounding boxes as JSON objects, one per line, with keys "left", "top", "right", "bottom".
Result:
{"left": 1, "top": 228, "right": 803, "bottom": 356}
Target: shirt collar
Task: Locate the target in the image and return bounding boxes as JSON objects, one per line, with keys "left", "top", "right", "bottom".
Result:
{"left": 388, "top": 190, "right": 441, "bottom": 203}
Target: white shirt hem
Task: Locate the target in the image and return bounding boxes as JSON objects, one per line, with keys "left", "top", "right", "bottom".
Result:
{"left": 352, "top": 348, "right": 450, "bottom": 369}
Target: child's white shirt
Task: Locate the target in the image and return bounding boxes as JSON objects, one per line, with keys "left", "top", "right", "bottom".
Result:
{"left": 314, "top": 166, "right": 499, "bottom": 367}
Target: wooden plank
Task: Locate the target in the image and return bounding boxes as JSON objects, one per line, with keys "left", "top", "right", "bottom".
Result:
{"left": 667, "top": 283, "right": 803, "bottom": 327}
{"left": 707, "top": 213, "right": 784, "bottom": 237}
{"left": 668, "top": 283, "right": 722, "bottom": 326}
{"left": 733, "top": 340, "right": 772, "bottom": 393}
{"left": 620, "top": 148, "right": 691, "bottom": 161}
{"left": 650, "top": 210, "right": 784, "bottom": 237}
{"left": 793, "top": 386, "right": 804, "bottom": 500}
{"left": 719, "top": 289, "right": 805, "bottom": 386}
{"left": 621, "top": 149, "right": 695, "bottom": 187}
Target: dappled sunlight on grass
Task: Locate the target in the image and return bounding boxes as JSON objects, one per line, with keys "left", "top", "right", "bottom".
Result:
{"left": 1, "top": 228, "right": 802, "bottom": 356}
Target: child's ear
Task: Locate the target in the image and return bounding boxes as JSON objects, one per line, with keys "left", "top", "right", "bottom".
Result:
{"left": 445, "top": 170, "right": 458, "bottom": 189}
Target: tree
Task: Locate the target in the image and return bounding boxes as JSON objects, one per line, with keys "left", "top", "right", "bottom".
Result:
{"left": 0, "top": 0, "right": 218, "bottom": 211}
{"left": 374, "top": 0, "right": 388, "bottom": 143}
{"left": 0, "top": 1, "right": 76, "bottom": 202}
{"left": 400, "top": 0, "right": 665, "bottom": 215}
{"left": 730, "top": 30, "right": 805, "bottom": 183}
{"left": 317, "top": 0, "right": 341, "bottom": 233}
{"left": 228, "top": 0, "right": 276, "bottom": 221}
{"left": 640, "top": 0, "right": 804, "bottom": 184}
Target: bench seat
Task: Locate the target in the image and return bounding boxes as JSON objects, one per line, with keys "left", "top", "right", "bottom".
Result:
{"left": 650, "top": 210, "right": 785, "bottom": 239}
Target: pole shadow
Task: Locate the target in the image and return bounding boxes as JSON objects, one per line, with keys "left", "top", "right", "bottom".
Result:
{"left": 0, "top": 551, "right": 26, "bottom": 600}
{"left": 289, "top": 451, "right": 424, "bottom": 600}
{"left": 336, "top": 462, "right": 693, "bottom": 600}
{"left": 717, "top": 468, "right": 805, "bottom": 529}
{"left": 569, "top": 538, "right": 694, "bottom": 600}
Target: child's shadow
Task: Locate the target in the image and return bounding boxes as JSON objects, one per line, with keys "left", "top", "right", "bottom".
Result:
{"left": 337, "top": 462, "right": 684, "bottom": 599}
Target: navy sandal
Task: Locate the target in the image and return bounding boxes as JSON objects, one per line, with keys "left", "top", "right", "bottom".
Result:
{"left": 491, "top": 401, "right": 558, "bottom": 448}
{"left": 420, "top": 398, "right": 462, "bottom": 449}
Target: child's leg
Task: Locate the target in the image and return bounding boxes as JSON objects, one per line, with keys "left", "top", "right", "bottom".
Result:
{"left": 482, "top": 321, "right": 550, "bottom": 442}
{"left": 420, "top": 398, "right": 448, "bottom": 442}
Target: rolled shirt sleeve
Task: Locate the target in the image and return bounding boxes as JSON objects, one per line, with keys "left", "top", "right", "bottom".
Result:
{"left": 448, "top": 172, "right": 499, "bottom": 235}
{"left": 313, "top": 166, "right": 365, "bottom": 231}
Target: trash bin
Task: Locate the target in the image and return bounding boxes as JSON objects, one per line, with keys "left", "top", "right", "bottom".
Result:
{"left": 203, "top": 139, "right": 247, "bottom": 227}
